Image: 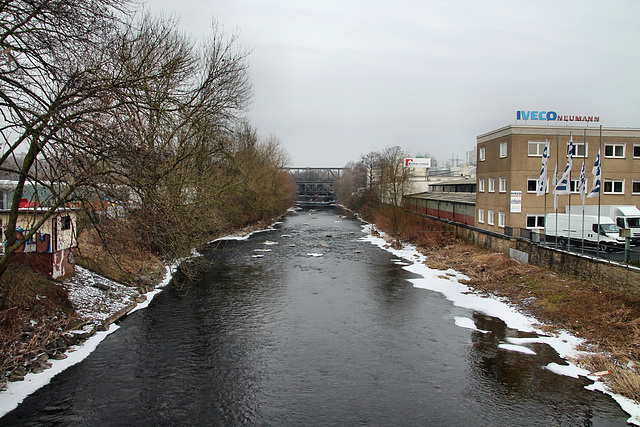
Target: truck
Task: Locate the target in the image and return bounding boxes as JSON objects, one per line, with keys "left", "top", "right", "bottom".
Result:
{"left": 567, "top": 205, "right": 640, "bottom": 244}
{"left": 545, "top": 213, "right": 625, "bottom": 252}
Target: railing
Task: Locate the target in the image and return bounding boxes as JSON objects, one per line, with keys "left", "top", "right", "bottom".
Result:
{"left": 508, "top": 227, "right": 640, "bottom": 265}
{"left": 403, "top": 203, "right": 640, "bottom": 266}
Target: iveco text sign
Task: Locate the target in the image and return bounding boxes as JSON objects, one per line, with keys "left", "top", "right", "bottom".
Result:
{"left": 517, "top": 110, "right": 599, "bottom": 123}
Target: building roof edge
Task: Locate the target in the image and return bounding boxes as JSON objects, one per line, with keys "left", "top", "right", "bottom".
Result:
{"left": 477, "top": 124, "right": 640, "bottom": 144}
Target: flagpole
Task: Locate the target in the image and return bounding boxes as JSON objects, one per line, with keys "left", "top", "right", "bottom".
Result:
{"left": 568, "top": 185, "right": 572, "bottom": 249}
{"left": 581, "top": 129, "right": 587, "bottom": 255}
{"left": 598, "top": 125, "right": 602, "bottom": 256}
{"left": 537, "top": 139, "right": 550, "bottom": 242}
{"left": 544, "top": 139, "right": 548, "bottom": 239}
{"left": 553, "top": 134, "right": 560, "bottom": 249}
{"left": 568, "top": 132, "right": 572, "bottom": 250}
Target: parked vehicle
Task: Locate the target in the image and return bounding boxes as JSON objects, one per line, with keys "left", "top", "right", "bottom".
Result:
{"left": 569, "top": 205, "right": 640, "bottom": 244}
{"left": 545, "top": 213, "right": 625, "bottom": 252}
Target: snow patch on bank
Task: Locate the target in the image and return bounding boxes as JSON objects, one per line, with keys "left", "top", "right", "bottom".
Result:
{"left": 360, "top": 223, "right": 640, "bottom": 426}
{"left": 1, "top": 219, "right": 285, "bottom": 419}
{"left": 63, "top": 266, "right": 140, "bottom": 323}
{"left": 454, "top": 316, "right": 490, "bottom": 334}
{"left": 0, "top": 324, "right": 119, "bottom": 418}
{"left": 498, "top": 343, "right": 537, "bottom": 355}
{"left": 0, "top": 263, "right": 175, "bottom": 419}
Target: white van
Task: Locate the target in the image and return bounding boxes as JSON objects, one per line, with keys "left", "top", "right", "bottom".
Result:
{"left": 570, "top": 205, "right": 640, "bottom": 245}
{"left": 545, "top": 213, "right": 625, "bottom": 252}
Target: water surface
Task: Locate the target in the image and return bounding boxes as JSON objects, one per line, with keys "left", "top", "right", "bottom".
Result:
{"left": 0, "top": 206, "right": 629, "bottom": 426}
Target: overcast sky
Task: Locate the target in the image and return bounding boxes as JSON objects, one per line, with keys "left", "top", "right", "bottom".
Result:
{"left": 145, "top": 0, "right": 640, "bottom": 168}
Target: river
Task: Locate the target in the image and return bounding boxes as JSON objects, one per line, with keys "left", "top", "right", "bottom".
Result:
{"left": 0, "top": 206, "right": 632, "bottom": 425}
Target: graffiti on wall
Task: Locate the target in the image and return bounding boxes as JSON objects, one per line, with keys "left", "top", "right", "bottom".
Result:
{"left": 53, "top": 247, "right": 75, "bottom": 279}
{"left": 14, "top": 228, "right": 52, "bottom": 254}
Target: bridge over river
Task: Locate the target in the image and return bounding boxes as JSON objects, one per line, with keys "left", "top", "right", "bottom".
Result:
{"left": 285, "top": 167, "right": 344, "bottom": 203}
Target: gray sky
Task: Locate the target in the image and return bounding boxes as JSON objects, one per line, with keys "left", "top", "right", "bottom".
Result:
{"left": 146, "top": 0, "right": 640, "bottom": 168}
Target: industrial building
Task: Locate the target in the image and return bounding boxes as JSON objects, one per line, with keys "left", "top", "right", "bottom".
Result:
{"left": 475, "top": 125, "right": 640, "bottom": 233}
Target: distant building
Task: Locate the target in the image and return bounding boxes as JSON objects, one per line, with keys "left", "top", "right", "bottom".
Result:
{"left": 403, "top": 191, "right": 476, "bottom": 226}
{"left": 428, "top": 177, "right": 476, "bottom": 193}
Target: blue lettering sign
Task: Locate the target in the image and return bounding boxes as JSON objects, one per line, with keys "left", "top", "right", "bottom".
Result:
{"left": 517, "top": 110, "right": 558, "bottom": 121}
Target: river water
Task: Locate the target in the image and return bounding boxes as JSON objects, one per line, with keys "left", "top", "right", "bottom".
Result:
{"left": 0, "top": 206, "right": 631, "bottom": 426}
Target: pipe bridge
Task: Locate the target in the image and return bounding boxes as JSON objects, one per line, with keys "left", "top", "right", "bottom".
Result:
{"left": 285, "top": 167, "right": 344, "bottom": 203}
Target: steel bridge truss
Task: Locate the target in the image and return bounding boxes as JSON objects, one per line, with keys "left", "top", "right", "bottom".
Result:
{"left": 285, "top": 168, "right": 344, "bottom": 203}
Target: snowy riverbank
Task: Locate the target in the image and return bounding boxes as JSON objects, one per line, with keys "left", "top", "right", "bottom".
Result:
{"left": 360, "top": 223, "right": 640, "bottom": 426}
{"left": 0, "top": 222, "right": 278, "bottom": 418}
{"left": 0, "top": 264, "right": 175, "bottom": 418}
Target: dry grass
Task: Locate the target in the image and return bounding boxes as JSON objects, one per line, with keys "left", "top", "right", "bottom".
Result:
{"left": 75, "top": 224, "right": 165, "bottom": 289}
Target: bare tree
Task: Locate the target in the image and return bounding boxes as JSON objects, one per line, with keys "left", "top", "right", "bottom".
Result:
{"left": 0, "top": 0, "right": 135, "bottom": 277}
{"left": 334, "top": 160, "right": 366, "bottom": 207}
{"left": 0, "top": 3, "right": 294, "bottom": 280}
{"left": 218, "top": 124, "right": 293, "bottom": 227}
{"left": 103, "top": 14, "right": 255, "bottom": 261}
{"left": 377, "top": 146, "right": 413, "bottom": 206}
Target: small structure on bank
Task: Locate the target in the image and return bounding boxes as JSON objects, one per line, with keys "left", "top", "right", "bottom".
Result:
{"left": 0, "top": 180, "right": 78, "bottom": 279}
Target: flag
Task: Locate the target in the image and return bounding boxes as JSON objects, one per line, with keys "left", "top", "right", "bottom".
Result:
{"left": 578, "top": 160, "right": 587, "bottom": 204}
{"left": 587, "top": 149, "right": 601, "bottom": 198}
{"left": 536, "top": 141, "right": 549, "bottom": 196}
{"left": 554, "top": 134, "right": 573, "bottom": 195}
{"left": 552, "top": 163, "right": 559, "bottom": 211}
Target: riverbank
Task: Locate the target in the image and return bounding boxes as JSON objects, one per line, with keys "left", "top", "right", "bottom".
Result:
{"left": 414, "top": 238, "right": 640, "bottom": 400}
{"left": 361, "top": 220, "right": 640, "bottom": 424}
{"left": 0, "top": 217, "right": 284, "bottom": 414}
{"left": 368, "top": 207, "right": 640, "bottom": 407}
{"left": 0, "top": 265, "right": 174, "bottom": 417}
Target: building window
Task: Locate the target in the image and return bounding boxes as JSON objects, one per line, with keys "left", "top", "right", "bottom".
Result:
{"left": 526, "top": 215, "right": 545, "bottom": 229}
{"left": 487, "top": 210, "right": 495, "bottom": 225}
{"left": 499, "top": 141, "right": 508, "bottom": 158}
{"left": 498, "top": 212, "right": 506, "bottom": 228}
{"left": 479, "top": 147, "right": 486, "bottom": 162}
{"left": 603, "top": 179, "right": 624, "bottom": 194}
{"left": 60, "top": 216, "right": 72, "bottom": 230}
{"left": 488, "top": 178, "right": 495, "bottom": 193}
{"left": 634, "top": 144, "right": 640, "bottom": 159}
{"left": 633, "top": 180, "right": 640, "bottom": 195}
{"left": 478, "top": 178, "right": 485, "bottom": 192}
{"left": 568, "top": 142, "right": 587, "bottom": 157}
{"left": 527, "top": 178, "right": 547, "bottom": 193}
{"left": 499, "top": 177, "right": 507, "bottom": 193}
{"left": 570, "top": 179, "right": 581, "bottom": 193}
{"left": 604, "top": 143, "right": 625, "bottom": 158}
{"left": 478, "top": 209, "right": 485, "bottom": 223}
{"left": 528, "top": 141, "right": 547, "bottom": 156}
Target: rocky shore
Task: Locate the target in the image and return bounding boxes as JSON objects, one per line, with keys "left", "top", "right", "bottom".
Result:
{"left": 3, "top": 266, "right": 169, "bottom": 386}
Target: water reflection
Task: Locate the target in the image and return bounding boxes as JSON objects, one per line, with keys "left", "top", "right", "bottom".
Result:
{"left": 466, "top": 312, "right": 619, "bottom": 425}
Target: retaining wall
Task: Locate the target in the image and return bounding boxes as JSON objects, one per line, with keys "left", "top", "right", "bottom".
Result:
{"left": 409, "top": 211, "right": 640, "bottom": 298}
